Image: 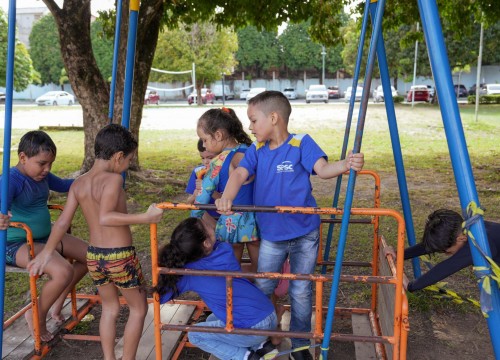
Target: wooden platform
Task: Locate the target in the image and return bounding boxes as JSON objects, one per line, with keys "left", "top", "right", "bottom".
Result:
{"left": 2, "top": 298, "right": 89, "bottom": 360}
{"left": 115, "top": 302, "right": 195, "bottom": 360}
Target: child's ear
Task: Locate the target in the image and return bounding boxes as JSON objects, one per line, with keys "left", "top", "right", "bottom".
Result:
{"left": 18, "top": 152, "right": 27, "bottom": 164}
{"left": 214, "top": 130, "right": 223, "bottom": 142}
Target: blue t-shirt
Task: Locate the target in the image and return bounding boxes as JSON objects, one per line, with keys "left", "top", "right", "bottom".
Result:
{"left": 159, "top": 241, "right": 274, "bottom": 328}
{"left": 0, "top": 167, "right": 73, "bottom": 243}
{"left": 239, "top": 134, "right": 327, "bottom": 241}
{"left": 186, "top": 165, "right": 218, "bottom": 217}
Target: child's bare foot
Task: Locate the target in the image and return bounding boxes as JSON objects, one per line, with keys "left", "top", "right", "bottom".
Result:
{"left": 50, "top": 312, "right": 66, "bottom": 326}
{"left": 25, "top": 309, "right": 54, "bottom": 342}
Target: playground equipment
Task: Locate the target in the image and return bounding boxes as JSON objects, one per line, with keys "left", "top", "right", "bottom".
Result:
{"left": 2, "top": 0, "right": 499, "bottom": 358}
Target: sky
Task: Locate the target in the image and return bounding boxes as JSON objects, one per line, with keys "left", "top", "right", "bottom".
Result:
{"left": 0, "top": 0, "right": 115, "bottom": 14}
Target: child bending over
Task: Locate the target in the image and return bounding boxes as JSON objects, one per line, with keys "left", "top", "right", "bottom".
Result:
{"left": 0, "top": 130, "right": 88, "bottom": 342}
{"left": 155, "top": 217, "right": 278, "bottom": 360}
{"left": 28, "top": 124, "right": 164, "bottom": 360}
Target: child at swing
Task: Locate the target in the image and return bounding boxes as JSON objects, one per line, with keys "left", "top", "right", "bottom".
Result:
{"left": 185, "top": 138, "right": 220, "bottom": 218}
{"left": 215, "top": 91, "right": 364, "bottom": 360}
{"left": 155, "top": 217, "right": 278, "bottom": 360}
{"left": 27, "top": 124, "right": 164, "bottom": 360}
{"left": 192, "top": 107, "right": 260, "bottom": 273}
{"left": 0, "top": 130, "right": 88, "bottom": 342}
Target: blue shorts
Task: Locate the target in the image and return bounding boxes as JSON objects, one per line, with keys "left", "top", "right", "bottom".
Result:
{"left": 5, "top": 237, "right": 48, "bottom": 267}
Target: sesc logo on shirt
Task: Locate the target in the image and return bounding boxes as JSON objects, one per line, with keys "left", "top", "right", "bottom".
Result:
{"left": 276, "top": 161, "right": 294, "bottom": 173}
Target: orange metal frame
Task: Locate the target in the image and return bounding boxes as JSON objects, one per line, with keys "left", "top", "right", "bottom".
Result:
{"left": 3, "top": 205, "right": 99, "bottom": 359}
{"left": 150, "top": 198, "right": 409, "bottom": 359}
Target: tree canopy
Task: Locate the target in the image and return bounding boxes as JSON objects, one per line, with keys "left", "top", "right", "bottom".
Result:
{"left": 0, "top": 9, "right": 34, "bottom": 91}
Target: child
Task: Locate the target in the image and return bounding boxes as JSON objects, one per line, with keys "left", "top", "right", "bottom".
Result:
{"left": 387, "top": 209, "right": 500, "bottom": 292}
{"left": 192, "top": 107, "right": 260, "bottom": 273}
{"left": 216, "top": 91, "right": 364, "bottom": 360}
{"left": 0, "top": 130, "right": 88, "bottom": 342}
{"left": 155, "top": 217, "right": 278, "bottom": 360}
{"left": 185, "top": 139, "right": 220, "bottom": 218}
{"left": 27, "top": 124, "right": 164, "bottom": 360}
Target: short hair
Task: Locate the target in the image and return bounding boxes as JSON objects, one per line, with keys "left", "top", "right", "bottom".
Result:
{"left": 197, "top": 138, "right": 206, "bottom": 152}
{"left": 247, "top": 90, "right": 292, "bottom": 123}
{"left": 94, "top": 124, "right": 138, "bottom": 160}
{"left": 18, "top": 130, "right": 56, "bottom": 157}
{"left": 422, "top": 209, "right": 463, "bottom": 253}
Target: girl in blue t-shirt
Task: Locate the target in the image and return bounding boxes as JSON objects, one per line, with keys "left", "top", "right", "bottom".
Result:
{"left": 192, "top": 108, "right": 260, "bottom": 273}
{"left": 155, "top": 217, "right": 277, "bottom": 360}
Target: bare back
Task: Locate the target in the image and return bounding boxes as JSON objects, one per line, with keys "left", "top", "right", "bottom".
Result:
{"left": 72, "top": 169, "right": 133, "bottom": 248}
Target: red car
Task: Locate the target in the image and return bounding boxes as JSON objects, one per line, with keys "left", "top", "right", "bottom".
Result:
{"left": 144, "top": 90, "right": 160, "bottom": 105}
{"left": 327, "top": 86, "right": 341, "bottom": 99}
{"left": 406, "top": 86, "right": 430, "bottom": 102}
{"left": 188, "top": 88, "right": 215, "bottom": 105}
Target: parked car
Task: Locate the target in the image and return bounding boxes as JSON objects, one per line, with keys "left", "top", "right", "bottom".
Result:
{"left": 305, "top": 84, "right": 328, "bottom": 103}
{"left": 327, "top": 86, "right": 341, "bottom": 99}
{"left": 246, "top": 87, "right": 266, "bottom": 103}
{"left": 144, "top": 90, "right": 160, "bottom": 105}
{"left": 283, "top": 88, "right": 297, "bottom": 100}
{"left": 213, "top": 84, "right": 235, "bottom": 100}
{"left": 0, "top": 93, "right": 5, "bottom": 103}
{"left": 373, "top": 85, "right": 398, "bottom": 102}
{"left": 35, "top": 91, "right": 75, "bottom": 106}
{"left": 454, "top": 84, "right": 468, "bottom": 98}
{"left": 468, "top": 83, "right": 486, "bottom": 96}
{"left": 239, "top": 89, "right": 250, "bottom": 100}
{"left": 484, "top": 84, "right": 500, "bottom": 95}
{"left": 345, "top": 86, "right": 363, "bottom": 102}
{"left": 406, "top": 85, "right": 430, "bottom": 102}
{"left": 188, "top": 88, "right": 215, "bottom": 105}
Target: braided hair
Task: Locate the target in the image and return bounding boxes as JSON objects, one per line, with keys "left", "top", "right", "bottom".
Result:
{"left": 197, "top": 108, "right": 252, "bottom": 146}
{"left": 154, "top": 218, "right": 208, "bottom": 297}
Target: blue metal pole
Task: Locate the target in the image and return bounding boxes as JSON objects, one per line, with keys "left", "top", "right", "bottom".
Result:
{"left": 369, "top": 3, "right": 421, "bottom": 279}
{"left": 1, "top": 0, "right": 16, "bottom": 354}
{"left": 417, "top": 1, "right": 500, "bottom": 357}
{"left": 322, "top": 0, "right": 371, "bottom": 275}
{"left": 121, "top": 0, "right": 140, "bottom": 129}
{"left": 321, "top": 1, "right": 386, "bottom": 358}
{"left": 108, "top": 0, "right": 123, "bottom": 122}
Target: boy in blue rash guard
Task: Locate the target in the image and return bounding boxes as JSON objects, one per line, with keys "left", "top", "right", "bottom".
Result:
{"left": 216, "top": 91, "right": 364, "bottom": 360}
{"left": 387, "top": 209, "right": 500, "bottom": 292}
{"left": 155, "top": 217, "right": 278, "bottom": 360}
{"left": 0, "top": 130, "right": 88, "bottom": 342}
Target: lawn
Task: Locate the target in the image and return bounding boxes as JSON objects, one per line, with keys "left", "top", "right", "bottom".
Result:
{"left": 1, "top": 102, "right": 499, "bottom": 358}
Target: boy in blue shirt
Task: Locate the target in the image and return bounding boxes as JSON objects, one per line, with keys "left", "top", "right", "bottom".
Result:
{"left": 216, "top": 91, "right": 364, "bottom": 360}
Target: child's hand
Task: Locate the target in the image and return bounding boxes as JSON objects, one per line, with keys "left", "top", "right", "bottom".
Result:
{"left": 195, "top": 179, "right": 203, "bottom": 194}
{"left": 0, "top": 212, "right": 12, "bottom": 230}
{"left": 212, "top": 191, "right": 222, "bottom": 200}
{"left": 215, "top": 198, "right": 234, "bottom": 215}
{"left": 146, "top": 203, "right": 164, "bottom": 223}
{"left": 27, "top": 249, "right": 52, "bottom": 276}
{"left": 345, "top": 150, "right": 364, "bottom": 172}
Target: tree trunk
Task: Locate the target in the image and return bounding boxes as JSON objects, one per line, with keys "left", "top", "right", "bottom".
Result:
{"left": 44, "top": 0, "right": 164, "bottom": 173}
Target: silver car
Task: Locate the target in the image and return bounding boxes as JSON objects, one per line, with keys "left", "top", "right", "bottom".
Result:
{"left": 305, "top": 85, "right": 328, "bottom": 103}
{"left": 35, "top": 91, "right": 75, "bottom": 106}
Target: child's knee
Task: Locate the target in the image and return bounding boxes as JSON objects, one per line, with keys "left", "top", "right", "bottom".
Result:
{"left": 52, "top": 262, "right": 74, "bottom": 286}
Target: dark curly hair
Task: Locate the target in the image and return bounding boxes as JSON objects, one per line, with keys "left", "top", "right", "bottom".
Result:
{"left": 154, "top": 217, "right": 208, "bottom": 297}
{"left": 197, "top": 108, "right": 252, "bottom": 146}
{"left": 422, "top": 209, "right": 463, "bottom": 253}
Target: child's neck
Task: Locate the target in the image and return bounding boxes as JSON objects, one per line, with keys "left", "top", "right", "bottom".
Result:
{"left": 221, "top": 138, "right": 238, "bottom": 150}
{"left": 268, "top": 129, "right": 290, "bottom": 150}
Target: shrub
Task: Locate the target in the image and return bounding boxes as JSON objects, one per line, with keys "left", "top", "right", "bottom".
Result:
{"left": 467, "top": 94, "right": 500, "bottom": 104}
{"left": 393, "top": 95, "right": 404, "bottom": 103}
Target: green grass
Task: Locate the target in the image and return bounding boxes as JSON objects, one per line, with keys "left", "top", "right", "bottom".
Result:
{"left": 1, "top": 104, "right": 499, "bottom": 317}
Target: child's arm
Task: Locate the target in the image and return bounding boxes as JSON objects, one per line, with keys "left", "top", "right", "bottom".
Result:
{"left": 27, "top": 187, "right": 80, "bottom": 276}
{"left": 215, "top": 167, "right": 249, "bottom": 213}
{"left": 99, "top": 175, "right": 163, "bottom": 226}
{"left": 313, "top": 150, "right": 364, "bottom": 179}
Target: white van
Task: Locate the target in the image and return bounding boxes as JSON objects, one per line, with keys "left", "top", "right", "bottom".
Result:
{"left": 213, "top": 85, "right": 235, "bottom": 100}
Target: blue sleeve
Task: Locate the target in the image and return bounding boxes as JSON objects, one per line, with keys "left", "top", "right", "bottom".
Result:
{"left": 407, "top": 247, "right": 471, "bottom": 292}
{"left": 0, "top": 172, "right": 22, "bottom": 210}
{"left": 238, "top": 142, "right": 258, "bottom": 177}
{"left": 186, "top": 169, "right": 197, "bottom": 194}
{"left": 404, "top": 243, "right": 428, "bottom": 260}
{"left": 300, "top": 135, "right": 327, "bottom": 174}
{"left": 47, "top": 173, "right": 73, "bottom": 192}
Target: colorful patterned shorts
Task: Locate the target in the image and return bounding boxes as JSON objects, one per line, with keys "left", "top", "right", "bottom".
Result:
{"left": 87, "top": 245, "right": 144, "bottom": 289}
